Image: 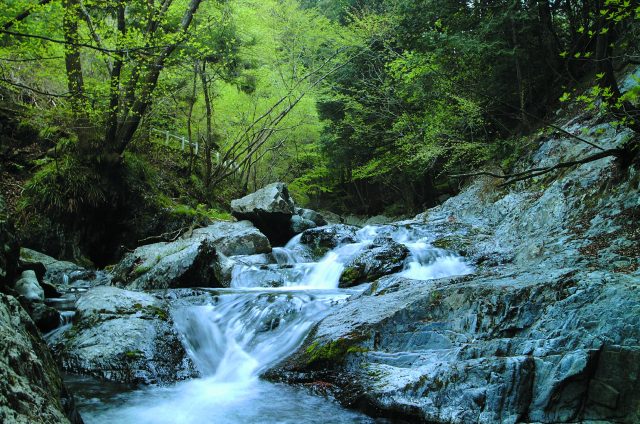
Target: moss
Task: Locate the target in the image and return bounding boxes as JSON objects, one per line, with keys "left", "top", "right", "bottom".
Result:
{"left": 346, "top": 345, "right": 369, "bottom": 354}
{"left": 144, "top": 305, "right": 169, "bottom": 321}
{"left": 430, "top": 290, "right": 443, "bottom": 306}
{"left": 432, "top": 235, "right": 469, "bottom": 252}
{"left": 21, "top": 155, "right": 111, "bottom": 220}
{"left": 170, "top": 203, "right": 232, "bottom": 222}
{"left": 133, "top": 264, "right": 152, "bottom": 276}
{"left": 305, "top": 336, "right": 369, "bottom": 366}
{"left": 126, "top": 303, "right": 169, "bottom": 321}
{"left": 124, "top": 349, "right": 143, "bottom": 360}
{"left": 340, "top": 266, "right": 361, "bottom": 284}
{"left": 311, "top": 246, "right": 329, "bottom": 258}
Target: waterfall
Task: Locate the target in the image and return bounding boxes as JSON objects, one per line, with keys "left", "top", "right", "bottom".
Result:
{"left": 70, "top": 222, "right": 473, "bottom": 423}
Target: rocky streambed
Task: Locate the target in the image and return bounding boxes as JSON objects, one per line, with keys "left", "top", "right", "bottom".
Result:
{"left": 43, "top": 212, "right": 474, "bottom": 423}
{"left": 1, "top": 110, "right": 639, "bottom": 423}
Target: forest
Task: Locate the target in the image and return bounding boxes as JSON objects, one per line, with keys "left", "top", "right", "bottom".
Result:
{"left": 1, "top": 0, "right": 638, "bottom": 265}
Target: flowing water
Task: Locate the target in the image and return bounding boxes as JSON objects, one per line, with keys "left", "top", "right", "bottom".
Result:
{"left": 67, "top": 223, "right": 473, "bottom": 423}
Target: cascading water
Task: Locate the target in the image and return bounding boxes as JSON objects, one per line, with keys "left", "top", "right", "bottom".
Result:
{"left": 67, "top": 222, "right": 473, "bottom": 423}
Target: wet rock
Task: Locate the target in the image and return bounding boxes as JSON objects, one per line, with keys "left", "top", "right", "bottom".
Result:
{"left": 269, "top": 113, "right": 640, "bottom": 422}
{"left": 272, "top": 270, "right": 640, "bottom": 423}
{"left": 14, "top": 270, "right": 44, "bottom": 302}
{"left": 113, "top": 221, "right": 271, "bottom": 290}
{"left": 231, "top": 182, "right": 297, "bottom": 245}
{"left": 189, "top": 220, "right": 271, "bottom": 256}
{"left": 19, "top": 248, "right": 85, "bottom": 286}
{"left": 0, "top": 293, "right": 82, "bottom": 423}
{"left": 291, "top": 215, "right": 317, "bottom": 234}
{"left": 339, "top": 240, "right": 409, "bottom": 287}
{"left": 300, "top": 225, "right": 359, "bottom": 258}
{"left": 26, "top": 302, "right": 61, "bottom": 334}
{"left": 363, "top": 215, "right": 402, "bottom": 226}
{"left": 317, "top": 210, "right": 343, "bottom": 224}
{"left": 215, "top": 253, "right": 274, "bottom": 287}
{"left": 291, "top": 208, "right": 328, "bottom": 234}
{"left": 112, "top": 238, "right": 218, "bottom": 290}
{"left": 48, "top": 286, "right": 196, "bottom": 385}
{"left": 40, "top": 281, "right": 62, "bottom": 298}
{"left": 231, "top": 265, "right": 287, "bottom": 288}
{"left": 296, "top": 208, "right": 328, "bottom": 227}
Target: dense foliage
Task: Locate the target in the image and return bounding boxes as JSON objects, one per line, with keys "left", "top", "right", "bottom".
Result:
{"left": 0, "top": 0, "right": 638, "bottom": 261}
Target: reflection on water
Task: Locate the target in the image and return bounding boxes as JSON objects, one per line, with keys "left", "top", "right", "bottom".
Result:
{"left": 66, "top": 374, "right": 373, "bottom": 424}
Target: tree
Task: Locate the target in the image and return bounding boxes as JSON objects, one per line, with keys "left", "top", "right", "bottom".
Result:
{"left": 2, "top": 0, "right": 206, "bottom": 164}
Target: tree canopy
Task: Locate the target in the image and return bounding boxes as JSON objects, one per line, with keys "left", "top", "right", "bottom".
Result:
{"left": 1, "top": 0, "right": 638, "bottom": 248}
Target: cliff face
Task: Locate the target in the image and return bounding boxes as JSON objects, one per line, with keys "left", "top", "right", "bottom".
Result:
{"left": 270, "top": 94, "right": 640, "bottom": 422}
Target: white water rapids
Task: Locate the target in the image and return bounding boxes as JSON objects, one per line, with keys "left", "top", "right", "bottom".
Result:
{"left": 70, "top": 224, "right": 472, "bottom": 423}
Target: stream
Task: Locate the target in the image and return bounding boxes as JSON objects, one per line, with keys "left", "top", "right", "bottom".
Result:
{"left": 64, "top": 224, "right": 473, "bottom": 423}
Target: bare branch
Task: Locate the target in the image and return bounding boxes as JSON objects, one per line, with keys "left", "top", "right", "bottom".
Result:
{"left": 0, "top": 29, "right": 171, "bottom": 55}
{"left": 2, "top": 0, "right": 53, "bottom": 30}
{"left": 0, "top": 78, "right": 71, "bottom": 97}
{"left": 450, "top": 148, "right": 622, "bottom": 185}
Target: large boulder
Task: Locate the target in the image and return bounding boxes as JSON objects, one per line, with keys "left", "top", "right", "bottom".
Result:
{"left": 112, "top": 238, "right": 218, "bottom": 290}
{"left": 19, "top": 248, "right": 92, "bottom": 287}
{"left": 48, "top": 286, "right": 196, "bottom": 385}
{"left": 299, "top": 224, "right": 359, "bottom": 258}
{"left": 188, "top": 220, "right": 271, "bottom": 256}
{"left": 271, "top": 270, "right": 640, "bottom": 423}
{"left": 0, "top": 293, "right": 82, "bottom": 423}
{"left": 14, "top": 270, "right": 44, "bottom": 302}
{"left": 231, "top": 182, "right": 297, "bottom": 245}
{"left": 112, "top": 221, "right": 271, "bottom": 290}
{"left": 339, "top": 239, "right": 410, "bottom": 287}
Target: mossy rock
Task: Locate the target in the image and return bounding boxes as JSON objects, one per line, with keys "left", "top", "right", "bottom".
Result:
{"left": 432, "top": 235, "right": 470, "bottom": 255}
{"left": 304, "top": 335, "right": 369, "bottom": 368}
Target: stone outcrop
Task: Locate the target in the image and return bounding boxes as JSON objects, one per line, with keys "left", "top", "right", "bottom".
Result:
{"left": 339, "top": 239, "right": 409, "bottom": 287}
{"left": 272, "top": 270, "right": 640, "bottom": 423}
{"left": 231, "top": 182, "right": 297, "bottom": 245}
{"left": 111, "top": 237, "right": 218, "bottom": 290}
{"left": 269, "top": 112, "right": 640, "bottom": 423}
{"left": 230, "top": 183, "right": 329, "bottom": 245}
{"left": 19, "top": 248, "right": 86, "bottom": 287}
{"left": 112, "top": 220, "right": 270, "bottom": 290}
{"left": 0, "top": 293, "right": 82, "bottom": 424}
{"left": 189, "top": 220, "right": 271, "bottom": 256}
{"left": 48, "top": 286, "right": 196, "bottom": 385}
{"left": 299, "top": 224, "right": 359, "bottom": 258}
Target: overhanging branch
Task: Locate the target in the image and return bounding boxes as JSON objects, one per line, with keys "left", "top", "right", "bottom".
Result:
{"left": 450, "top": 148, "right": 622, "bottom": 186}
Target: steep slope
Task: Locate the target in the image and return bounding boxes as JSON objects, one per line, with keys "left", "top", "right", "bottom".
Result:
{"left": 269, "top": 86, "right": 640, "bottom": 423}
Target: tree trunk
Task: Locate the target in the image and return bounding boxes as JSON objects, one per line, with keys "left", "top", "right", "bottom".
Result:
{"left": 63, "top": 0, "right": 90, "bottom": 151}
{"left": 105, "top": 4, "right": 125, "bottom": 150}
{"left": 186, "top": 61, "right": 198, "bottom": 174}
{"left": 112, "top": 0, "right": 204, "bottom": 156}
{"left": 199, "top": 61, "right": 213, "bottom": 192}
{"left": 511, "top": 16, "right": 528, "bottom": 130}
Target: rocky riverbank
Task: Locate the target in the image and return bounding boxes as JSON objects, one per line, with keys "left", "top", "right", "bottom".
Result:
{"left": 0, "top": 107, "right": 638, "bottom": 423}
{"left": 267, "top": 112, "right": 640, "bottom": 422}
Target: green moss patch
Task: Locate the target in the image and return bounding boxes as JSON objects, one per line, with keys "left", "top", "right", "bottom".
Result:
{"left": 305, "top": 335, "right": 369, "bottom": 367}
